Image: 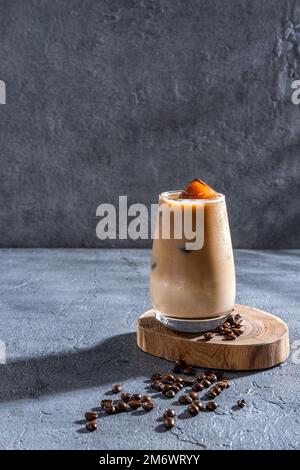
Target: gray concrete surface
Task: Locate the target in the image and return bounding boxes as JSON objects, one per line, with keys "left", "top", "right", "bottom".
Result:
{"left": 0, "top": 248, "right": 299, "bottom": 450}
{"left": 1, "top": 1, "right": 300, "bottom": 249}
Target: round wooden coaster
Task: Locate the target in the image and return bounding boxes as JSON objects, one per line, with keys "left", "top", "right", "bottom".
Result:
{"left": 136, "top": 304, "right": 289, "bottom": 370}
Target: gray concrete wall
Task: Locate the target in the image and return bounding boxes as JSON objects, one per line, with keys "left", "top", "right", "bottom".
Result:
{"left": 0, "top": 0, "right": 299, "bottom": 248}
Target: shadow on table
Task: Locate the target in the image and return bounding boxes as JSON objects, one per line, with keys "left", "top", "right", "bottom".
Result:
{"left": 0, "top": 332, "right": 258, "bottom": 403}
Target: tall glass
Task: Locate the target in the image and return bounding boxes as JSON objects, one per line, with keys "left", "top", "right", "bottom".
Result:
{"left": 150, "top": 191, "right": 236, "bottom": 332}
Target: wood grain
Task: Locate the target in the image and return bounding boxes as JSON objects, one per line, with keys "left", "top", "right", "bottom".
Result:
{"left": 136, "top": 304, "right": 289, "bottom": 370}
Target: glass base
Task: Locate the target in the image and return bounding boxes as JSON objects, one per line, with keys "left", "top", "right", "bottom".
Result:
{"left": 155, "top": 310, "right": 232, "bottom": 333}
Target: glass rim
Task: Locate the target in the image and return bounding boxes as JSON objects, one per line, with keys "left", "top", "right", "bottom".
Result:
{"left": 159, "top": 190, "right": 225, "bottom": 204}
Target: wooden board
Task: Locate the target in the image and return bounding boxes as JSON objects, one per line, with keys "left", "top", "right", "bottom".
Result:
{"left": 136, "top": 304, "right": 289, "bottom": 370}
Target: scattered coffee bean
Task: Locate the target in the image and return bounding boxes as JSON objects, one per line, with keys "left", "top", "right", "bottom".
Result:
{"left": 188, "top": 391, "right": 198, "bottom": 401}
{"left": 141, "top": 395, "right": 152, "bottom": 403}
{"left": 85, "top": 411, "right": 98, "bottom": 421}
{"left": 164, "top": 408, "right": 176, "bottom": 418}
{"left": 174, "top": 376, "right": 184, "bottom": 383}
{"left": 101, "top": 399, "right": 112, "bottom": 409}
{"left": 194, "top": 400, "right": 204, "bottom": 411}
{"left": 204, "top": 332, "right": 214, "bottom": 341}
{"left": 183, "top": 377, "right": 195, "bottom": 386}
{"left": 237, "top": 399, "right": 246, "bottom": 408}
{"left": 232, "top": 328, "right": 243, "bottom": 336}
{"left": 197, "top": 372, "right": 207, "bottom": 381}
{"left": 162, "top": 384, "right": 173, "bottom": 393}
{"left": 121, "top": 392, "right": 132, "bottom": 402}
{"left": 173, "top": 359, "right": 187, "bottom": 373}
{"left": 183, "top": 366, "right": 195, "bottom": 375}
{"left": 163, "top": 374, "right": 175, "bottom": 383}
{"left": 171, "top": 385, "right": 181, "bottom": 393}
{"left": 201, "top": 379, "right": 212, "bottom": 388}
{"left": 151, "top": 380, "right": 163, "bottom": 391}
{"left": 218, "top": 380, "right": 229, "bottom": 390}
{"left": 112, "top": 384, "right": 122, "bottom": 394}
{"left": 151, "top": 261, "right": 157, "bottom": 270}
{"left": 132, "top": 393, "right": 142, "bottom": 401}
{"left": 165, "top": 389, "right": 176, "bottom": 398}
{"left": 206, "top": 401, "right": 219, "bottom": 411}
{"left": 104, "top": 404, "right": 116, "bottom": 414}
{"left": 188, "top": 403, "right": 200, "bottom": 415}
{"left": 115, "top": 401, "right": 129, "bottom": 413}
{"left": 207, "top": 373, "right": 218, "bottom": 383}
{"left": 164, "top": 416, "right": 175, "bottom": 429}
{"left": 142, "top": 401, "right": 154, "bottom": 412}
{"left": 193, "top": 382, "right": 204, "bottom": 392}
{"left": 86, "top": 420, "right": 97, "bottom": 432}
{"left": 179, "top": 394, "right": 193, "bottom": 404}
{"left": 225, "top": 333, "right": 236, "bottom": 340}
{"left": 128, "top": 400, "right": 141, "bottom": 410}
{"left": 151, "top": 373, "right": 162, "bottom": 381}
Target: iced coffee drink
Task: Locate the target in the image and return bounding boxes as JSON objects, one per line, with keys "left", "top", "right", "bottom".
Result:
{"left": 150, "top": 179, "right": 236, "bottom": 332}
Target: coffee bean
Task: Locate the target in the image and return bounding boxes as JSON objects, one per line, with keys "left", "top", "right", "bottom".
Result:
{"left": 141, "top": 395, "right": 152, "bottom": 403}
{"left": 174, "top": 382, "right": 183, "bottom": 390}
{"left": 197, "top": 372, "right": 208, "bottom": 381}
{"left": 204, "top": 332, "right": 213, "bottom": 341}
{"left": 183, "top": 377, "right": 195, "bottom": 386}
{"left": 206, "top": 373, "right": 217, "bottom": 383}
{"left": 151, "top": 380, "right": 163, "bottom": 391}
{"left": 201, "top": 379, "right": 212, "bottom": 388}
{"left": 193, "top": 382, "right": 204, "bottom": 392}
{"left": 165, "top": 389, "right": 176, "bottom": 398}
{"left": 171, "top": 385, "right": 181, "bottom": 393}
{"left": 208, "top": 390, "right": 217, "bottom": 399}
{"left": 142, "top": 401, "right": 154, "bottom": 411}
{"left": 151, "top": 261, "right": 157, "bottom": 270}
{"left": 162, "top": 384, "right": 173, "bottom": 393}
{"left": 163, "top": 374, "right": 175, "bottom": 382}
{"left": 179, "top": 394, "right": 193, "bottom": 404}
{"left": 115, "top": 401, "right": 129, "bottom": 413}
{"left": 232, "top": 328, "right": 243, "bottom": 336}
{"left": 86, "top": 420, "right": 97, "bottom": 432}
{"left": 188, "top": 403, "right": 200, "bottom": 415}
{"left": 151, "top": 373, "right": 162, "bottom": 381}
{"left": 206, "top": 401, "right": 219, "bottom": 411}
{"left": 218, "top": 380, "right": 229, "bottom": 390}
{"left": 132, "top": 393, "right": 142, "bottom": 401}
{"left": 237, "top": 399, "right": 246, "bottom": 408}
{"left": 101, "top": 399, "right": 112, "bottom": 409}
{"left": 164, "top": 416, "right": 175, "bottom": 429}
{"left": 121, "top": 392, "right": 132, "bottom": 402}
{"left": 164, "top": 408, "right": 176, "bottom": 418}
{"left": 128, "top": 400, "right": 141, "bottom": 410}
{"left": 183, "top": 366, "right": 195, "bottom": 375}
{"left": 223, "top": 327, "right": 232, "bottom": 335}
{"left": 214, "top": 385, "right": 222, "bottom": 395}
{"left": 188, "top": 391, "right": 198, "bottom": 401}
{"left": 174, "top": 376, "right": 184, "bottom": 383}
{"left": 112, "top": 384, "right": 122, "bottom": 394}
{"left": 104, "top": 404, "right": 116, "bottom": 414}
{"left": 85, "top": 411, "right": 98, "bottom": 421}
{"left": 225, "top": 333, "right": 236, "bottom": 340}
{"left": 194, "top": 400, "right": 204, "bottom": 411}
{"left": 173, "top": 359, "right": 187, "bottom": 373}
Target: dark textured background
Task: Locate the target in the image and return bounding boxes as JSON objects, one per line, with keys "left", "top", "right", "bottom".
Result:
{"left": 0, "top": 0, "right": 299, "bottom": 248}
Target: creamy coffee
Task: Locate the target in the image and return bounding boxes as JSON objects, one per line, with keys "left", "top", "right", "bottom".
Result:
{"left": 150, "top": 179, "right": 236, "bottom": 320}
